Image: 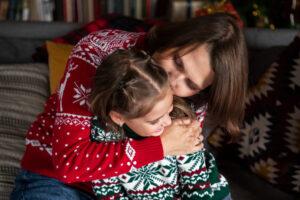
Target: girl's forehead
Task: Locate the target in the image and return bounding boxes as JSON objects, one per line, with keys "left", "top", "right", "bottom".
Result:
{"left": 142, "top": 88, "right": 173, "bottom": 120}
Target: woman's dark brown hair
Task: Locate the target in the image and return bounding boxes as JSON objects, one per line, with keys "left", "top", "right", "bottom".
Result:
{"left": 90, "top": 49, "right": 170, "bottom": 137}
{"left": 145, "top": 13, "right": 248, "bottom": 138}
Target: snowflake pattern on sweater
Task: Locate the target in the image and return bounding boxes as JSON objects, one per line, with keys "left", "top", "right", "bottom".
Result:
{"left": 21, "top": 30, "right": 164, "bottom": 191}
{"left": 91, "top": 106, "right": 230, "bottom": 200}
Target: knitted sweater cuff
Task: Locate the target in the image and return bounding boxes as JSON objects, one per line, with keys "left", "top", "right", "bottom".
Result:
{"left": 132, "top": 136, "right": 164, "bottom": 168}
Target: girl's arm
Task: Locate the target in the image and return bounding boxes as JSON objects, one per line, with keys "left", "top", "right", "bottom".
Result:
{"left": 92, "top": 178, "right": 129, "bottom": 200}
{"left": 52, "top": 29, "right": 165, "bottom": 182}
{"left": 177, "top": 151, "right": 213, "bottom": 199}
{"left": 176, "top": 105, "right": 229, "bottom": 199}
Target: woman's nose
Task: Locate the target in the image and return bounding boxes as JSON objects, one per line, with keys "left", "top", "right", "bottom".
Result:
{"left": 169, "top": 71, "right": 184, "bottom": 89}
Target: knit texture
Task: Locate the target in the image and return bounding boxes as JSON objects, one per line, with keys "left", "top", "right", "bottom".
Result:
{"left": 91, "top": 105, "right": 230, "bottom": 200}
{"left": 21, "top": 30, "right": 164, "bottom": 194}
{"left": 0, "top": 63, "right": 49, "bottom": 199}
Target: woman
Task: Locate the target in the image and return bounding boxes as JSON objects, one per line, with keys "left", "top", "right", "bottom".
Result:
{"left": 10, "top": 13, "right": 247, "bottom": 200}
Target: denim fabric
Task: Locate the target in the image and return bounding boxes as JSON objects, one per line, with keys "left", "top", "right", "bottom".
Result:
{"left": 10, "top": 169, "right": 94, "bottom": 200}
{"left": 221, "top": 193, "right": 232, "bottom": 200}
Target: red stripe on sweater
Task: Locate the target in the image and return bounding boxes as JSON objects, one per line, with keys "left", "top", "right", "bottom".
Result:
{"left": 180, "top": 167, "right": 207, "bottom": 176}
{"left": 127, "top": 183, "right": 179, "bottom": 195}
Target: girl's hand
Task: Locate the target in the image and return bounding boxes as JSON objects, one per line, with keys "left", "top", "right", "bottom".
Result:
{"left": 160, "top": 119, "right": 204, "bottom": 156}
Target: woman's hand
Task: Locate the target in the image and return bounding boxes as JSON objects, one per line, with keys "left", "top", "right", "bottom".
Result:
{"left": 160, "top": 118, "right": 204, "bottom": 156}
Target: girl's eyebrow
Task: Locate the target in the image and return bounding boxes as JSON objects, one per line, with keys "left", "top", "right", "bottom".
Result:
{"left": 147, "top": 101, "right": 173, "bottom": 124}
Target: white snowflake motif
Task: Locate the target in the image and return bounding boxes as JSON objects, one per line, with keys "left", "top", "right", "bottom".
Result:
{"left": 120, "top": 162, "right": 164, "bottom": 191}
{"left": 73, "top": 82, "right": 92, "bottom": 107}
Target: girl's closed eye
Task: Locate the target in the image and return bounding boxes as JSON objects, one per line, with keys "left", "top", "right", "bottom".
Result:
{"left": 148, "top": 105, "right": 173, "bottom": 125}
{"left": 149, "top": 119, "right": 159, "bottom": 125}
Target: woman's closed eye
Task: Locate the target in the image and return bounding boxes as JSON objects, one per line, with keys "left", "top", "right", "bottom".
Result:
{"left": 174, "top": 55, "right": 184, "bottom": 71}
{"left": 186, "top": 79, "right": 199, "bottom": 90}
{"left": 173, "top": 55, "right": 199, "bottom": 91}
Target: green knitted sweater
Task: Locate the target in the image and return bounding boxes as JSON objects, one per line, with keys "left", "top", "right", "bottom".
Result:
{"left": 90, "top": 118, "right": 230, "bottom": 200}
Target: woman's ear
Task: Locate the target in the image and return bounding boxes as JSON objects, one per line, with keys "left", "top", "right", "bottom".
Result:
{"left": 109, "top": 111, "right": 125, "bottom": 126}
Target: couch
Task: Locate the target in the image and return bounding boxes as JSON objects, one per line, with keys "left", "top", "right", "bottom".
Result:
{"left": 0, "top": 20, "right": 298, "bottom": 200}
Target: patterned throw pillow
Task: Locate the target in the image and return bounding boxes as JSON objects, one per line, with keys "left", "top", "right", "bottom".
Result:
{"left": 208, "top": 32, "right": 300, "bottom": 195}
{"left": 0, "top": 63, "right": 49, "bottom": 199}
{"left": 33, "top": 14, "right": 166, "bottom": 62}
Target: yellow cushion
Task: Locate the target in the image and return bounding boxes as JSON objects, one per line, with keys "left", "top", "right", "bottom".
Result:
{"left": 46, "top": 41, "right": 74, "bottom": 94}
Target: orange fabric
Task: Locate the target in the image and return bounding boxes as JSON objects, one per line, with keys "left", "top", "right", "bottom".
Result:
{"left": 46, "top": 41, "right": 74, "bottom": 94}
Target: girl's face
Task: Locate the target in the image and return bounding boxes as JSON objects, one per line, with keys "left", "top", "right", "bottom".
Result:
{"left": 153, "top": 45, "right": 215, "bottom": 97}
{"left": 123, "top": 88, "right": 173, "bottom": 137}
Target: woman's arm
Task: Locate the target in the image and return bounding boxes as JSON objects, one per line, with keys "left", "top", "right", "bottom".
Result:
{"left": 161, "top": 119, "right": 203, "bottom": 156}
{"left": 52, "top": 29, "right": 204, "bottom": 183}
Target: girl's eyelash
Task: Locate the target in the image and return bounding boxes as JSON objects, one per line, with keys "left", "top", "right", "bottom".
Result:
{"left": 149, "top": 120, "right": 159, "bottom": 125}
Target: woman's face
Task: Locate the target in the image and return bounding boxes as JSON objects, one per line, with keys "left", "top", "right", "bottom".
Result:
{"left": 153, "top": 45, "right": 215, "bottom": 97}
{"left": 123, "top": 88, "right": 174, "bottom": 137}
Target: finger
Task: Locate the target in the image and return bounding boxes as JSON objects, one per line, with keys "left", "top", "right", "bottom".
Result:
{"left": 195, "top": 138, "right": 202, "bottom": 146}
{"left": 188, "top": 143, "right": 204, "bottom": 154}
{"left": 195, "top": 143, "right": 204, "bottom": 150}
{"left": 190, "top": 120, "right": 201, "bottom": 128}
{"left": 197, "top": 135, "right": 204, "bottom": 143}
{"left": 195, "top": 127, "right": 202, "bottom": 136}
{"left": 193, "top": 133, "right": 203, "bottom": 145}
{"left": 175, "top": 118, "right": 192, "bottom": 125}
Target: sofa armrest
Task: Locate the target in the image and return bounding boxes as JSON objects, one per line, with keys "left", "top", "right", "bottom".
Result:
{"left": 244, "top": 28, "right": 298, "bottom": 49}
{"left": 0, "top": 21, "right": 81, "bottom": 64}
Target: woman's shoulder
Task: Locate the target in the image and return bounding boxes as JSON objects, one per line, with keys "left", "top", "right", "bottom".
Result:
{"left": 68, "top": 29, "right": 147, "bottom": 68}
{"left": 90, "top": 116, "right": 121, "bottom": 143}
{"left": 76, "top": 29, "right": 147, "bottom": 49}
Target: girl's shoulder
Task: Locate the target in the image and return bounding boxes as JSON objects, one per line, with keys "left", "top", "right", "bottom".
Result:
{"left": 90, "top": 116, "right": 121, "bottom": 143}
{"left": 192, "top": 103, "right": 208, "bottom": 128}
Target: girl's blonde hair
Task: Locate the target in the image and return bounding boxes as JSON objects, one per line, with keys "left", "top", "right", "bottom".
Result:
{"left": 90, "top": 50, "right": 170, "bottom": 138}
{"left": 90, "top": 50, "right": 196, "bottom": 139}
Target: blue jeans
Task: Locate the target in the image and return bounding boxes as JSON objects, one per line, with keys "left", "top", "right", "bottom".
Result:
{"left": 10, "top": 169, "right": 94, "bottom": 200}
{"left": 221, "top": 193, "right": 232, "bottom": 200}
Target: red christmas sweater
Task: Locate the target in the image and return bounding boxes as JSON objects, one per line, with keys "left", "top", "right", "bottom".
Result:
{"left": 21, "top": 29, "right": 164, "bottom": 193}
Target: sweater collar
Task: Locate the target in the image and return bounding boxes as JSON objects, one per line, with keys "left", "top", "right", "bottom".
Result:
{"left": 123, "top": 124, "right": 146, "bottom": 140}
{"left": 91, "top": 117, "right": 146, "bottom": 141}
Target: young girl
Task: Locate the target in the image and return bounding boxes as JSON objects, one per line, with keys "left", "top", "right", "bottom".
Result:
{"left": 11, "top": 13, "right": 247, "bottom": 200}
{"left": 89, "top": 49, "right": 230, "bottom": 200}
